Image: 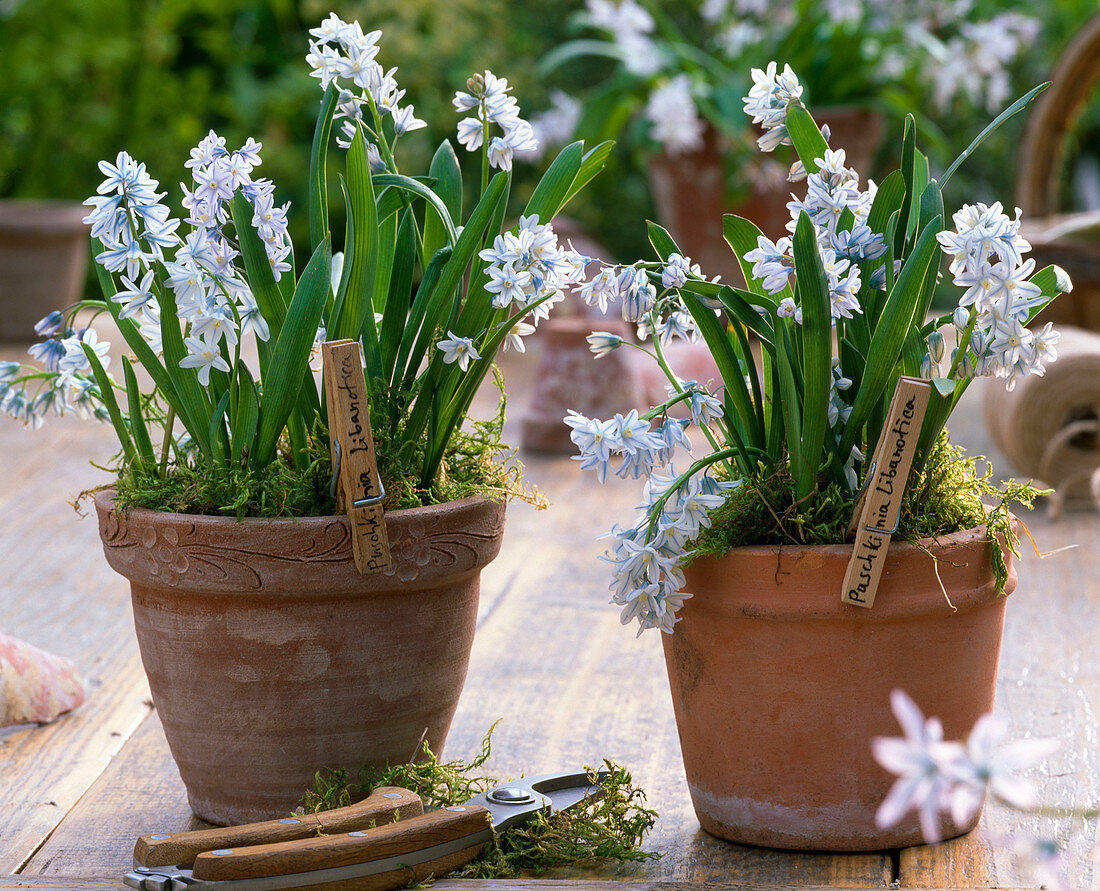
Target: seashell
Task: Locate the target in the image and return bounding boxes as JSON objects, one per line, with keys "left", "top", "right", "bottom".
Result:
{"left": 0, "top": 633, "right": 85, "bottom": 726}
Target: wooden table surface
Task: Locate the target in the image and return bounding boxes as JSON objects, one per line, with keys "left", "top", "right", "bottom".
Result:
{"left": 0, "top": 341, "right": 1097, "bottom": 891}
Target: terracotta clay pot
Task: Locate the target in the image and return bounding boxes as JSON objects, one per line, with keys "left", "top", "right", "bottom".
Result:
{"left": 0, "top": 201, "right": 89, "bottom": 342}
{"left": 663, "top": 525, "right": 1013, "bottom": 850}
{"left": 94, "top": 490, "right": 505, "bottom": 825}
{"left": 521, "top": 316, "right": 642, "bottom": 453}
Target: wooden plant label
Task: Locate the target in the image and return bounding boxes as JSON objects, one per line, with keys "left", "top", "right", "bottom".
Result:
{"left": 322, "top": 339, "right": 392, "bottom": 575}
{"left": 841, "top": 376, "right": 931, "bottom": 609}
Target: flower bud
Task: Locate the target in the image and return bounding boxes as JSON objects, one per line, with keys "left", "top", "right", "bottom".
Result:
{"left": 953, "top": 305, "right": 970, "bottom": 331}
{"left": 586, "top": 331, "right": 622, "bottom": 358}
{"left": 34, "top": 310, "right": 64, "bottom": 337}
{"left": 926, "top": 330, "right": 945, "bottom": 363}
{"left": 920, "top": 353, "right": 935, "bottom": 379}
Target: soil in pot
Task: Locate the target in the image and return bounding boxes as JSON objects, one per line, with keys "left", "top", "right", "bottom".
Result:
{"left": 663, "top": 525, "right": 1012, "bottom": 851}
{"left": 95, "top": 490, "right": 506, "bottom": 825}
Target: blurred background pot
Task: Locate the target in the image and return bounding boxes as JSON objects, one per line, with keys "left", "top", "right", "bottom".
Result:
{"left": 95, "top": 490, "right": 506, "bottom": 825}
{"left": 0, "top": 201, "right": 89, "bottom": 342}
{"left": 647, "top": 108, "right": 886, "bottom": 285}
{"left": 662, "top": 524, "right": 1012, "bottom": 850}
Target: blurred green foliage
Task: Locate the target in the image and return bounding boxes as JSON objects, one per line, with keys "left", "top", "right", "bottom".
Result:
{"left": 0, "top": 0, "right": 1096, "bottom": 269}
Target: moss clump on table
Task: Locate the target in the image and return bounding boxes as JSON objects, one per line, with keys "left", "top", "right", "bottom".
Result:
{"left": 690, "top": 434, "right": 1045, "bottom": 594}
{"left": 110, "top": 379, "right": 545, "bottom": 519}
{"left": 298, "top": 725, "right": 659, "bottom": 879}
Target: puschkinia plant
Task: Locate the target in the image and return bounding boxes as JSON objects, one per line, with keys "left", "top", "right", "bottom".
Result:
{"left": 874, "top": 689, "right": 1089, "bottom": 890}
{"left": 565, "top": 63, "right": 1072, "bottom": 634}
{"left": 8, "top": 13, "right": 612, "bottom": 500}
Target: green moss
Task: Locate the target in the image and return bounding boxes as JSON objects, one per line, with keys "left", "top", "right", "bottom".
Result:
{"left": 111, "top": 371, "right": 544, "bottom": 518}
{"left": 298, "top": 725, "right": 659, "bottom": 880}
{"left": 690, "top": 434, "right": 1045, "bottom": 594}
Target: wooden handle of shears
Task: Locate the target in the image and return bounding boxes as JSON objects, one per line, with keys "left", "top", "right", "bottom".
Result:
{"left": 190, "top": 804, "right": 493, "bottom": 884}
{"left": 134, "top": 786, "right": 423, "bottom": 868}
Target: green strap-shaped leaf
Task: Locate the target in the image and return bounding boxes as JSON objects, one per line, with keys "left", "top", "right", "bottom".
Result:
{"left": 423, "top": 140, "right": 463, "bottom": 260}
{"left": 560, "top": 140, "right": 613, "bottom": 210}
{"left": 786, "top": 104, "right": 829, "bottom": 176}
{"left": 391, "top": 244, "right": 451, "bottom": 392}
{"left": 904, "top": 150, "right": 930, "bottom": 249}
{"left": 157, "top": 283, "right": 214, "bottom": 460}
{"left": 773, "top": 317, "right": 806, "bottom": 496}
{"left": 911, "top": 377, "right": 957, "bottom": 477}
{"left": 208, "top": 389, "right": 231, "bottom": 467}
{"left": 894, "top": 115, "right": 916, "bottom": 258}
{"left": 372, "top": 173, "right": 457, "bottom": 246}
{"left": 252, "top": 235, "right": 331, "bottom": 468}
{"left": 83, "top": 344, "right": 134, "bottom": 463}
{"left": 380, "top": 211, "right": 416, "bottom": 382}
{"left": 371, "top": 209, "right": 398, "bottom": 321}
{"left": 646, "top": 220, "right": 680, "bottom": 260}
{"left": 940, "top": 83, "right": 1049, "bottom": 189}
{"left": 682, "top": 291, "right": 762, "bottom": 452}
{"left": 1026, "top": 264, "right": 1073, "bottom": 324}
{"left": 715, "top": 285, "right": 775, "bottom": 347}
{"left": 331, "top": 128, "right": 380, "bottom": 352}
{"left": 840, "top": 216, "right": 942, "bottom": 458}
{"left": 524, "top": 141, "right": 583, "bottom": 222}
{"left": 231, "top": 192, "right": 287, "bottom": 339}
{"left": 793, "top": 212, "right": 832, "bottom": 490}
{"left": 309, "top": 84, "right": 338, "bottom": 251}
{"left": 722, "top": 214, "right": 793, "bottom": 304}
{"left": 866, "top": 170, "right": 906, "bottom": 237}
{"left": 121, "top": 356, "right": 155, "bottom": 469}
{"left": 232, "top": 363, "right": 259, "bottom": 465}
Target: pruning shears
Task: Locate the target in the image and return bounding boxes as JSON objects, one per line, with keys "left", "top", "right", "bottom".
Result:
{"left": 124, "top": 769, "right": 609, "bottom": 891}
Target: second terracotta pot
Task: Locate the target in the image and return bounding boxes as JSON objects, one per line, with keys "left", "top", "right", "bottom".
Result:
{"left": 95, "top": 490, "right": 505, "bottom": 825}
{"left": 663, "top": 525, "right": 1012, "bottom": 850}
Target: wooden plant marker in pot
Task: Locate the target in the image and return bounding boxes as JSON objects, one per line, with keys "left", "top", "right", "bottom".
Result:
{"left": 322, "top": 338, "right": 392, "bottom": 574}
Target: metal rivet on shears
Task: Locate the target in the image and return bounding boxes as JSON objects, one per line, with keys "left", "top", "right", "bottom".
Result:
{"left": 278, "top": 819, "right": 301, "bottom": 825}
{"left": 211, "top": 850, "right": 233, "bottom": 856}
{"left": 488, "top": 787, "right": 535, "bottom": 805}
{"left": 149, "top": 834, "right": 171, "bottom": 840}
{"left": 348, "top": 831, "right": 367, "bottom": 837}
{"left": 383, "top": 793, "right": 402, "bottom": 799}
{"left": 445, "top": 806, "right": 467, "bottom": 812}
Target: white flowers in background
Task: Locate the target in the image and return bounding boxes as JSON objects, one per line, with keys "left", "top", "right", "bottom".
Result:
{"left": 874, "top": 689, "right": 1060, "bottom": 844}
{"left": 924, "top": 13, "right": 1040, "bottom": 113}
{"left": 935, "top": 201, "right": 1059, "bottom": 391}
{"left": 306, "top": 13, "right": 425, "bottom": 150}
{"left": 521, "top": 91, "right": 583, "bottom": 162}
{"left": 644, "top": 75, "right": 705, "bottom": 156}
{"left": 742, "top": 62, "right": 803, "bottom": 152}
{"left": 586, "top": 0, "right": 661, "bottom": 77}
{"left": 453, "top": 71, "right": 538, "bottom": 172}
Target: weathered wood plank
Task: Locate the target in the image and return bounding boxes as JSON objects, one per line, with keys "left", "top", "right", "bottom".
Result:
{"left": 0, "top": 389, "right": 154, "bottom": 875}
{"left": 0, "top": 877, "right": 1041, "bottom": 891}
{"left": 898, "top": 379, "right": 1100, "bottom": 889}
{"left": 19, "top": 711, "right": 204, "bottom": 878}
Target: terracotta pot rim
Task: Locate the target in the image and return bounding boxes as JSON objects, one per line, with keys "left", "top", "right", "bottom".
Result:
{"left": 93, "top": 487, "right": 507, "bottom": 596}
{"left": 93, "top": 486, "right": 500, "bottom": 525}
{"left": 693, "top": 522, "right": 992, "bottom": 559}
{"left": 682, "top": 523, "right": 1013, "bottom": 621}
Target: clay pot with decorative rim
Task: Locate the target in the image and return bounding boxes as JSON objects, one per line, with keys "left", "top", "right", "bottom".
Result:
{"left": 663, "top": 525, "right": 1012, "bottom": 851}
{"left": 94, "top": 489, "right": 505, "bottom": 826}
